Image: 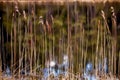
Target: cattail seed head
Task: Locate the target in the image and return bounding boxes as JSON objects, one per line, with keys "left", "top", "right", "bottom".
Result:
{"left": 23, "top": 10, "right": 27, "bottom": 20}
{"left": 110, "top": 6, "right": 114, "bottom": 13}
{"left": 111, "top": 6, "right": 116, "bottom": 19}
{"left": 101, "top": 10, "right": 105, "bottom": 19}
{"left": 39, "top": 16, "right": 43, "bottom": 24}
{"left": 14, "top": 2, "right": 20, "bottom": 16}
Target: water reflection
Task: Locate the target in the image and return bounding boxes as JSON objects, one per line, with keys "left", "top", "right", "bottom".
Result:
{"left": 98, "top": 62, "right": 102, "bottom": 72}
{"left": 86, "top": 62, "right": 93, "bottom": 73}
{"left": 5, "top": 66, "right": 11, "bottom": 77}
{"left": 103, "top": 58, "right": 108, "bottom": 73}
{"left": 84, "top": 62, "right": 96, "bottom": 80}
{"left": 43, "top": 55, "right": 69, "bottom": 78}
{"left": 83, "top": 58, "right": 108, "bottom": 80}
{"left": 61, "top": 55, "right": 69, "bottom": 75}
{"left": 98, "top": 58, "right": 108, "bottom": 74}
{"left": 83, "top": 73, "right": 96, "bottom": 80}
{"left": 43, "top": 61, "right": 60, "bottom": 79}
{"left": 42, "top": 56, "right": 109, "bottom": 79}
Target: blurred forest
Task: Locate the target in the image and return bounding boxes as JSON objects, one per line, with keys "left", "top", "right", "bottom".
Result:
{"left": 0, "top": 1, "right": 120, "bottom": 78}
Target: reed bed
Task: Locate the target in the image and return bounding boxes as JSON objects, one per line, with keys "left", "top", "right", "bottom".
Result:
{"left": 0, "top": 1, "right": 120, "bottom": 80}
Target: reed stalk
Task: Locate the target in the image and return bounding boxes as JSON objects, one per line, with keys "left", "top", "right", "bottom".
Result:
{"left": 111, "top": 6, "right": 117, "bottom": 75}
{"left": 118, "top": 51, "right": 120, "bottom": 76}
{"left": 13, "top": 11, "right": 17, "bottom": 75}
{"left": 95, "top": 20, "right": 100, "bottom": 75}
{"left": 0, "top": 17, "right": 2, "bottom": 76}
{"left": 18, "top": 13, "right": 22, "bottom": 78}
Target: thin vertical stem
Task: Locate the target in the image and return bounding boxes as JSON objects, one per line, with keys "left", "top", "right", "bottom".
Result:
{"left": 96, "top": 20, "right": 100, "bottom": 75}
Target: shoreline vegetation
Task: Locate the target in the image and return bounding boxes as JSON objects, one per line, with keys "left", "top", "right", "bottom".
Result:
{"left": 0, "top": 0, "right": 120, "bottom": 80}
{"left": 1, "top": 0, "right": 120, "bottom": 3}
